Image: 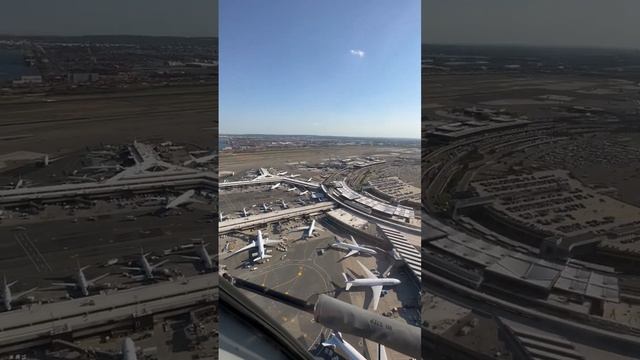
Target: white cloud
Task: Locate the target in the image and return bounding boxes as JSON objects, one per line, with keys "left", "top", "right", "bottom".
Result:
{"left": 349, "top": 49, "right": 365, "bottom": 58}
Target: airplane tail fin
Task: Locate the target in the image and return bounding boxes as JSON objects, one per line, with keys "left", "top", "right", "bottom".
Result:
{"left": 342, "top": 273, "right": 352, "bottom": 290}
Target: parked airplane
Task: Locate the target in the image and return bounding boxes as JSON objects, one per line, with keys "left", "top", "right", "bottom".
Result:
{"left": 270, "top": 183, "right": 281, "bottom": 190}
{"left": 83, "top": 164, "right": 124, "bottom": 172}
{"left": 219, "top": 212, "right": 229, "bottom": 222}
{"left": 307, "top": 177, "right": 313, "bottom": 182}
{"left": 165, "top": 189, "right": 201, "bottom": 209}
{"left": 279, "top": 200, "right": 289, "bottom": 209}
{"left": 67, "top": 175, "right": 99, "bottom": 183}
{"left": 342, "top": 260, "right": 401, "bottom": 311}
{"left": 262, "top": 203, "right": 272, "bottom": 212}
{"left": 51, "top": 263, "right": 110, "bottom": 297}
{"left": 1, "top": 275, "right": 37, "bottom": 311}
{"left": 289, "top": 174, "right": 301, "bottom": 178}
{"left": 39, "top": 154, "right": 64, "bottom": 167}
{"left": 89, "top": 150, "right": 116, "bottom": 157}
{"left": 183, "top": 153, "right": 216, "bottom": 166}
{"left": 238, "top": 207, "right": 250, "bottom": 217}
{"left": 322, "top": 332, "right": 388, "bottom": 360}
{"left": 226, "top": 230, "right": 281, "bottom": 263}
{"left": 297, "top": 219, "right": 323, "bottom": 239}
{"left": 252, "top": 168, "right": 272, "bottom": 181}
{"left": 330, "top": 235, "right": 377, "bottom": 259}
{"left": 287, "top": 186, "right": 298, "bottom": 192}
{"left": 277, "top": 171, "right": 288, "bottom": 176}
{"left": 299, "top": 190, "right": 309, "bottom": 196}
{"left": 121, "top": 250, "right": 170, "bottom": 280}
{"left": 180, "top": 243, "right": 215, "bottom": 272}
{"left": 321, "top": 331, "right": 368, "bottom": 360}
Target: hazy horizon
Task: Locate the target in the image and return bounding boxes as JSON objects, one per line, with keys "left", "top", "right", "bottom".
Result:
{"left": 424, "top": 0, "right": 640, "bottom": 50}
{"left": 0, "top": 0, "right": 217, "bottom": 37}
{"left": 0, "top": 33, "right": 218, "bottom": 38}
{"left": 219, "top": 132, "right": 420, "bottom": 140}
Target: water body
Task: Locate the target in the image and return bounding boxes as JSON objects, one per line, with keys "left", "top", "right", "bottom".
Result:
{"left": 0, "top": 49, "right": 32, "bottom": 83}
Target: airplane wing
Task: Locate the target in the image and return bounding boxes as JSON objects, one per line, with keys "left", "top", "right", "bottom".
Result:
{"left": 350, "top": 235, "right": 358, "bottom": 246}
{"left": 264, "top": 240, "right": 282, "bottom": 246}
{"left": 370, "top": 285, "right": 383, "bottom": 311}
{"left": 130, "top": 274, "right": 147, "bottom": 281}
{"left": 51, "top": 282, "right": 76, "bottom": 287}
{"left": 13, "top": 287, "right": 37, "bottom": 300}
{"left": 356, "top": 260, "right": 377, "bottom": 279}
{"left": 321, "top": 332, "right": 340, "bottom": 349}
{"left": 342, "top": 249, "right": 359, "bottom": 259}
{"left": 225, "top": 242, "right": 256, "bottom": 258}
{"left": 121, "top": 266, "right": 142, "bottom": 272}
{"left": 89, "top": 273, "right": 110, "bottom": 283}
{"left": 382, "top": 263, "right": 394, "bottom": 278}
{"left": 378, "top": 344, "right": 388, "bottom": 360}
{"left": 151, "top": 259, "right": 170, "bottom": 269}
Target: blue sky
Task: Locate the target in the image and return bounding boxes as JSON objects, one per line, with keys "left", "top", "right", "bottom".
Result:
{"left": 220, "top": 0, "right": 420, "bottom": 139}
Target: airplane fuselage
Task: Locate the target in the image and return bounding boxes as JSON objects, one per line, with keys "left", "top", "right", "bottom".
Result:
{"left": 348, "top": 278, "right": 400, "bottom": 288}
{"left": 122, "top": 337, "right": 138, "bottom": 360}
{"left": 78, "top": 269, "right": 90, "bottom": 296}
{"left": 140, "top": 255, "right": 154, "bottom": 279}
{"left": 303, "top": 220, "right": 316, "bottom": 238}
{"left": 197, "top": 245, "right": 215, "bottom": 270}
{"left": 330, "top": 243, "right": 377, "bottom": 255}
{"left": 2, "top": 284, "right": 12, "bottom": 311}
{"left": 255, "top": 231, "right": 267, "bottom": 259}
{"left": 325, "top": 333, "right": 367, "bottom": 360}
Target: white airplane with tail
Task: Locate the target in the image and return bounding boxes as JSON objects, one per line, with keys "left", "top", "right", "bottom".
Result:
{"left": 226, "top": 230, "right": 281, "bottom": 263}
{"left": 239, "top": 207, "right": 250, "bottom": 217}
{"left": 287, "top": 186, "right": 298, "bottom": 192}
{"left": 342, "top": 260, "right": 401, "bottom": 311}
{"left": 299, "top": 190, "right": 309, "bottom": 196}
{"left": 180, "top": 243, "right": 215, "bottom": 272}
{"left": 1, "top": 275, "right": 37, "bottom": 311}
{"left": 298, "top": 219, "right": 323, "bottom": 239}
{"left": 219, "top": 212, "right": 229, "bottom": 222}
{"left": 331, "top": 235, "right": 377, "bottom": 259}
{"left": 183, "top": 153, "right": 216, "bottom": 166}
{"left": 277, "top": 171, "right": 288, "bottom": 176}
{"left": 270, "top": 183, "right": 281, "bottom": 190}
{"left": 289, "top": 174, "right": 301, "bottom": 178}
{"left": 321, "top": 331, "right": 388, "bottom": 360}
{"left": 165, "top": 189, "right": 202, "bottom": 210}
{"left": 121, "top": 250, "right": 170, "bottom": 280}
{"left": 279, "top": 199, "right": 289, "bottom": 209}
{"left": 262, "top": 203, "right": 272, "bottom": 212}
{"left": 321, "top": 331, "right": 367, "bottom": 360}
{"left": 51, "top": 263, "right": 110, "bottom": 297}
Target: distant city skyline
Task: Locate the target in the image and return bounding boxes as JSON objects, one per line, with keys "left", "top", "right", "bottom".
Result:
{"left": 424, "top": 0, "right": 640, "bottom": 50}
{"left": 0, "top": 0, "right": 217, "bottom": 37}
{"left": 220, "top": 0, "right": 421, "bottom": 139}
{"left": 219, "top": 132, "right": 418, "bottom": 140}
